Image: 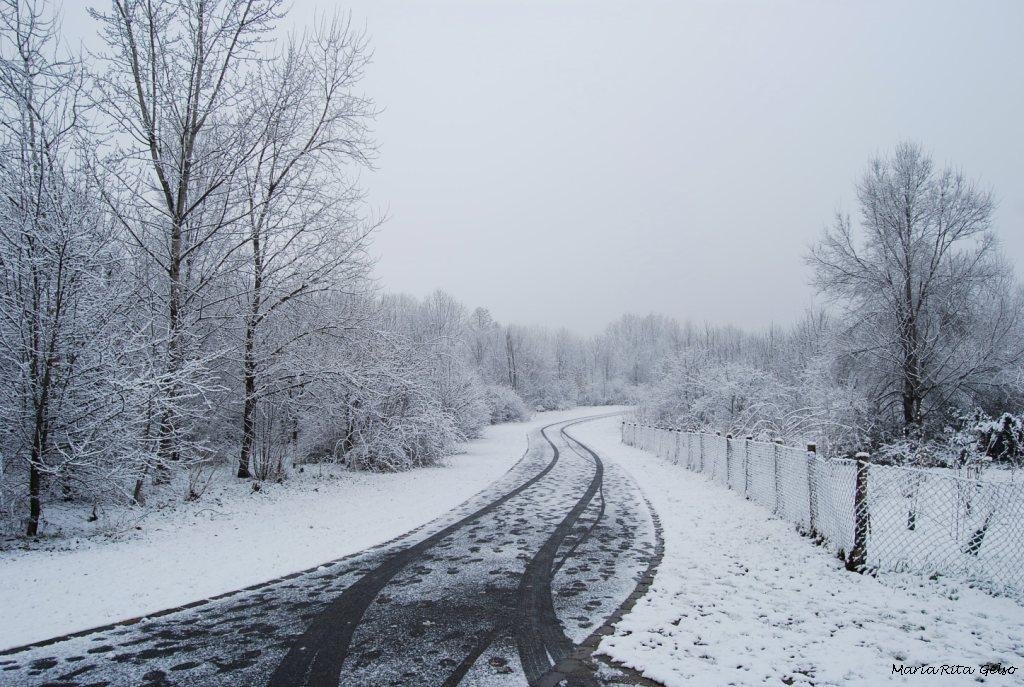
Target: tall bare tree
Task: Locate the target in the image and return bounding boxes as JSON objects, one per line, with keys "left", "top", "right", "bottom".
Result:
{"left": 0, "top": 0, "right": 165, "bottom": 534}
{"left": 90, "top": 0, "right": 285, "bottom": 463}
{"left": 234, "top": 16, "right": 375, "bottom": 478}
{"left": 809, "top": 142, "right": 1024, "bottom": 435}
{"left": 0, "top": 0, "right": 89, "bottom": 534}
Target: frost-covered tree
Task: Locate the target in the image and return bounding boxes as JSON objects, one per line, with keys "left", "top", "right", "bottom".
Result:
{"left": 466, "top": 306, "right": 504, "bottom": 384}
{"left": 809, "top": 142, "right": 1024, "bottom": 438}
{"left": 290, "top": 293, "right": 476, "bottom": 473}
{"left": 386, "top": 292, "right": 489, "bottom": 438}
{"left": 0, "top": 0, "right": 163, "bottom": 533}
{"left": 633, "top": 311, "right": 869, "bottom": 454}
{"left": 232, "top": 16, "right": 375, "bottom": 478}
{"left": 90, "top": 0, "right": 287, "bottom": 464}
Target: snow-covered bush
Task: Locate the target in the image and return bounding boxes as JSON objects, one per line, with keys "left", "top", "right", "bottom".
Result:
{"left": 972, "top": 412, "right": 1024, "bottom": 465}
{"left": 635, "top": 340, "right": 869, "bottom": 456}
{"left": 874, "top": 437, "right": 950, "bottom": 467}
{"left": 580, "top": 379, "right": 644, "bottom": 406}
{"left": 529, "top": 378, "right": 577, "bottom": 412}
{"left": 868, "top": 410, "right": 1024, "bottom": 468}
{"left": 637, "top": 353, "right": 794, "bottom": 436}
{"left": 430, "top": 362, "right": 489, "bottom": 440}
{"left": 948, "top": 410, "right": 1024, "bottom": 467}
{"left": 299, "top": 373, "right": 465, "bottom": 474}
{"left": 483, "top": 385, "right": 531, "bottom": 424}
{"left": 342, "top": 400, "right": 462, "bottom": 472}
{"left": 289, "top": 293, "right": 496, "bottom": 474}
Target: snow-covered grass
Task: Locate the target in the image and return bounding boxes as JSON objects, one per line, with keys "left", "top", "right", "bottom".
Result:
{"left": 572, "top": 416, "right": 1024, "bottom": 687}
{"left": 0, "top": 406, "right": 617, "bottom": 651}
{"left": 627, "top": 423, "right": 1024, "bottom": 600}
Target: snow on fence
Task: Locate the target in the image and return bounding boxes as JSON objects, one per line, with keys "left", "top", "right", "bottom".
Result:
{"left": 621, "top": 421, "right": 1024, "bottom": 598}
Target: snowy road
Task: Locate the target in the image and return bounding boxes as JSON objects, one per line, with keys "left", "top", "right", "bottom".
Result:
{"left": 0, "top": 415, "right": 662, "bottom": 687}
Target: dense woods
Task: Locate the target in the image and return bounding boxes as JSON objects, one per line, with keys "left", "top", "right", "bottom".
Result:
{"left": 1, "top": 1, "right": 1022, "bottom": 538}
{"left": 0, "top": 0, "right": 383, "bottom": 534}
{"left": 0, "top": 0, "right": 674, "bottom": 535}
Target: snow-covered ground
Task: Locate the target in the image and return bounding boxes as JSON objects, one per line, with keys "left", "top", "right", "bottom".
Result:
{"left": 0, "top": 406, "right": 617, "bottom": 651}
{"left": 572, "top": 416, "right": 1024, "bottom": 687}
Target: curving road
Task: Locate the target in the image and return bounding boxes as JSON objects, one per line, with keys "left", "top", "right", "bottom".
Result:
{"left": 0, "top": 415, "right": 662, "bottom": 687}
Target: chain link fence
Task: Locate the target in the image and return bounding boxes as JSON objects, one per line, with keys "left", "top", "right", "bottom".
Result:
{"left": 622, "top": 421, "right": 1024, "bottom": 598}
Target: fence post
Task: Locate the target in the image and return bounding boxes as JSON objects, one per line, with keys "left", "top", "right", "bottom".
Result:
{"left": 725, "top": 434, "right": 733, "bottom": 489}
{"left": 699, "top": 433, "right": 705, "bottom": 473}
{"left": 848, "top": 452, "right": 871, "bottom": 573}
{"left": 716, "top": 432, "right": 722, "bottom": 484}
{"left": 806, "top": 442, "right": 818, "bottom": 537}
{"left": 744, "top": 436, "right": 752, "bottom": 497}
{"left": 773, "top": 439, "right": 783, "bottom": 514}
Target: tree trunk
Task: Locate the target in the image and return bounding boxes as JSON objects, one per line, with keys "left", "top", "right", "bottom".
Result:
{"left": 132, "top": 476, "right": 146, "bottom": 506}
{"left": 238, "top": 325, "right": 257, "bottom": 479}
{"left": 900, "top": 204, "right": 922, "bottom": 432}
{"left": 239, "top": 223, "right": 264, "bottom": 479}
{"left": 505, "top": 332, "right": 517, "bottom": 391}
{"left": 27, "top": 343, "right": 54, "bottom": 536}
{"left": 901, "top": 382, "right": 921, "bottom": 429}
{"left": 26, "top": 457, "right": 41, "bottom": 537}
{"left": 158, "top": 218, "right": 183, "bottom": 464}
{"left": 901, "top": 319, "right": 922, "bottom": 430}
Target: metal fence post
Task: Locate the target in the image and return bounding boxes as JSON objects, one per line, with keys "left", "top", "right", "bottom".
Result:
{"left": 848, "top": 452, "right": 871, "bottom": 572}
{"left": 773, "top": 439, "right": 783, "bottom": 514}
{"left": 806, "top": 442, "right": 818, "bottom": 537}
{"left": 744, "top": 435, "right": 752, "bottom": 497}
{"left": 699, "top": 433, "right": 705, "bottom": 473}
{"left": 725, "top": 434, "right": 733, "bottom": 489}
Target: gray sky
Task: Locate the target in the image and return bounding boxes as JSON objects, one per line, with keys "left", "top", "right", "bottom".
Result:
{"left": 69, "top": 1, "right": 1024, "bottom": 334}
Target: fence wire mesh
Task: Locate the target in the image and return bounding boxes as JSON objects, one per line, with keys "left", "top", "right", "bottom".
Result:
{"left": 622, "top": 422, "right": 1024, "bottom": 598}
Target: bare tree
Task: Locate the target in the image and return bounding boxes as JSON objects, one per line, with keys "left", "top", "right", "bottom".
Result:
{"left": 89, "top": 0, "right": 285, "bottom": 464}
{"left": 233, "top": 16, "right": 375, "bottom": 478}
{"left": 809, "top": 142, "right": 1024, "bottom": 436}
{"left": 0, "top": 0, "right": 87, "bottom": 534}
{"left": 0, "top": 0, "right": 163, "bottom": 534}
{"left": 466, "top": 307, "right": 498, "bottom": 375}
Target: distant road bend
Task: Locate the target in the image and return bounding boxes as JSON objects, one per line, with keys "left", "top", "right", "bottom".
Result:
{"left": 0, "top": 414, "right": 663, "bottom": 687}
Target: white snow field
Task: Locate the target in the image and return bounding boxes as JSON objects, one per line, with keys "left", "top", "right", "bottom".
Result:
{"left": 0, "top": 406, "right": 620, "bottom": 651}
{"left": 571, "top": 416, "right": 1024, "bottom": 687}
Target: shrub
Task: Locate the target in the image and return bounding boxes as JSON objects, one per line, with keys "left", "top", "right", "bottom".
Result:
{"left": 483, "top": 385, "right": 531, "bottom": 424}
{"left": 426, "top": 363, "right": 490, "bottom": 440}
{"left": 342, "top": 401, "right": 462, "bottom": 472}
{"left": 953, "top": 410, "right": 1024, "bottom": 466}
{"left": 528, "top": 379, "right": 577, "bottom": 412}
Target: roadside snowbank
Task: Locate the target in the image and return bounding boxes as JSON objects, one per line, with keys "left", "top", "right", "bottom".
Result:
{"left": 0, "top": 406, "right": 618, "bottom": 651}
{"left": 571, "top": 416, "right": 1024, "bottom": 687}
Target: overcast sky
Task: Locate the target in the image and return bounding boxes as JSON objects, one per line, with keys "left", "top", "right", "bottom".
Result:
{"left": 69, "top": 1, "right": 1024, "bottom": 334}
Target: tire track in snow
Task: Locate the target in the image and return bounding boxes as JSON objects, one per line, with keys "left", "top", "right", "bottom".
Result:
{"left": 268, "top": 416, "right": 611, "bottom": 687}
{"left": 514, "top": 422, "right": 604, "bottom": 687}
